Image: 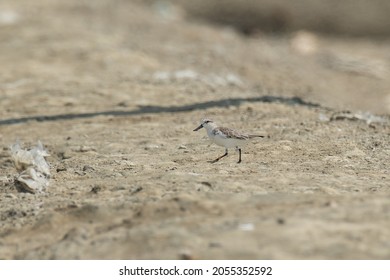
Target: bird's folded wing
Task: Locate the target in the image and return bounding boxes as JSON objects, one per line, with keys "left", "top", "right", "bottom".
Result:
{"left": 215, "top": 127, "right": 249, "bottom": 140}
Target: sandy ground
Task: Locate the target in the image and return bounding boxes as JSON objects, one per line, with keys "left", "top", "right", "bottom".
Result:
{"left": 0, "top": 0, "right": 390, "bottom": 259}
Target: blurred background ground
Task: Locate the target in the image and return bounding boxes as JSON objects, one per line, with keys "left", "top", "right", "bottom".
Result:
{"left": 0, "top": 0, "right": 389, "bottom": 259}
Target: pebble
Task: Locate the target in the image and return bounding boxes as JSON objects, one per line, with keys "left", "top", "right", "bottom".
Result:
{"left": 83, "top": 165, "right": 95, "bottom": 172}
{"left": 5, "top": 193, "right": 17, "bottom": 199}
{"left": 77, "top": 146, "right": 96, "bottom": 152}
{"left": 238, "top": 223, "right": 255, "bottom": 231}
{"left": 144, "top": 144, "right": 159, "bottom": 150}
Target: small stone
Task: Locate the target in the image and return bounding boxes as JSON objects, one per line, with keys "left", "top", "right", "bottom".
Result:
{"left": 281, "top": 145, "right": 292, "bottom": 151}
{"left": 83, "top": 165, "right": 95, "bottom": 172}
{"left": 238, "top": 223, "right": 254, "bottom": 231}
{"left": 5, "top": 193, "right": 17, "bottom": 199}
{"left": 78, "top": 146, "right": 96, "bottom": 152}
{"left": 56, "top": 167, "right": 67, "bottom": 172}
{"left": 59, "top": 151, "right": 73, "bottom": 159}
{"left": 90, "top": 185, "right": 102, "bottom": 194}
{"left": 324, "top": 201, "right": 338, "bottom": 208}
{"left": 130, "top": 186, "right": 143, "bottom": 195}
{"left": 144, "top": 144, "right": 159, "bottom": 150}
{"left": 117, "top": 101, "right": 128, "bottom": 107}
{"left": 179, "top": 252, "right": 194, "bottom": 260}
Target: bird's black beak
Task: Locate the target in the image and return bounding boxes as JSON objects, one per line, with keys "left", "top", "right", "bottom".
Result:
{"left": 193, "top": 124, "right": 203, "bottom": 131}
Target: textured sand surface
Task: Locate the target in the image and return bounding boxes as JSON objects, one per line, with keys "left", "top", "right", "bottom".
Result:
{"left": 0, "top": 0, "right": 389, "bottom": 259}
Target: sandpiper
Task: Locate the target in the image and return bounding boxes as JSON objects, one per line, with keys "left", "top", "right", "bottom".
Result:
{"left": 193, "top": 118, "right": 264, "bottom": 163}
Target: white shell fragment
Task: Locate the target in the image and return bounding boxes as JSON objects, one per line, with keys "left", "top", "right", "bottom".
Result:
{"left": 10, "top": 141, "right": 50, "bottom": 194}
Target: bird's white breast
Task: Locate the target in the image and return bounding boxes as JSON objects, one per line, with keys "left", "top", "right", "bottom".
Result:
{"left": 207, "top": 129, "right": 246, "bottom": 148}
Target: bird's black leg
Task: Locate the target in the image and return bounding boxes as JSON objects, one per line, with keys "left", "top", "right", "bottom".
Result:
{"left": 237, "top": 148, "right": 242, "bottom": 163}
{"left": 210, "top": 148, "right": 228, "bottom": 163}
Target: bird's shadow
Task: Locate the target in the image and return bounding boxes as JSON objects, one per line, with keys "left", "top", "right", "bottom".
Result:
{"left": 0, "top": 95, "right": 322, "bottom": 126}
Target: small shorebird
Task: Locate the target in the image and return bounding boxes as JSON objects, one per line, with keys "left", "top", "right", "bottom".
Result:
{"left": 193, "top": 118, "right": 264, "bottom": 163}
